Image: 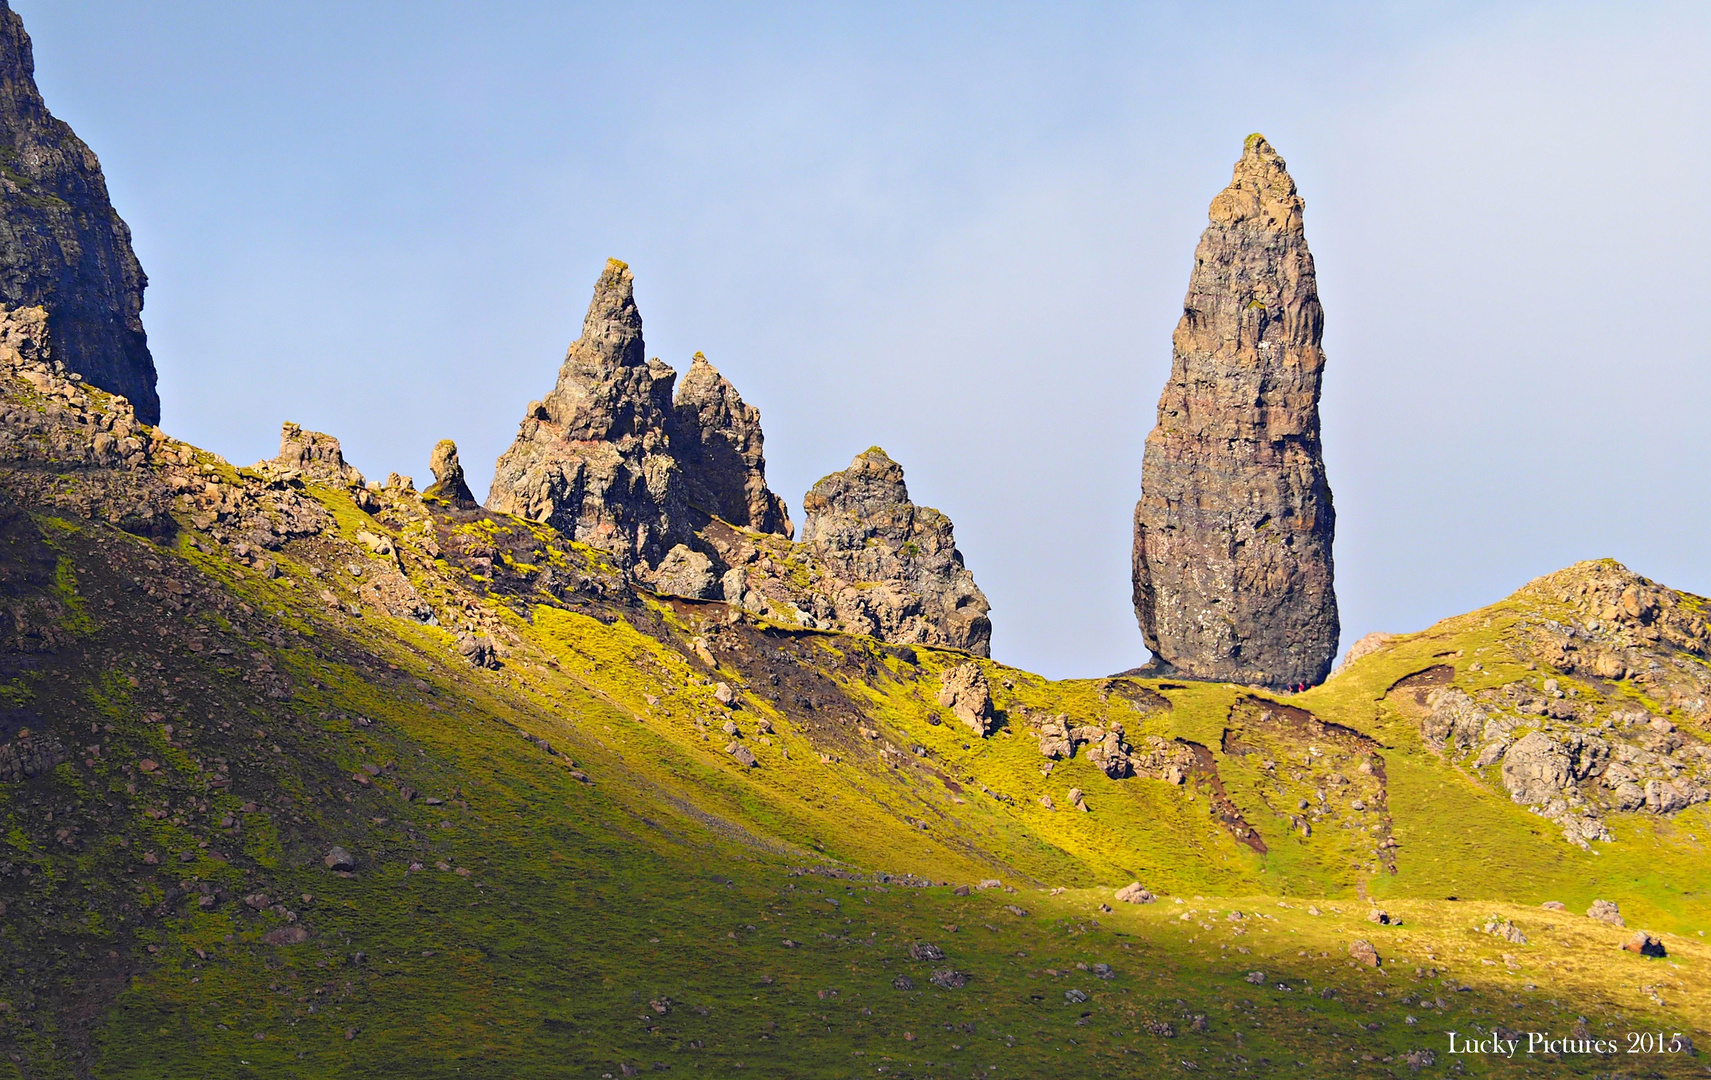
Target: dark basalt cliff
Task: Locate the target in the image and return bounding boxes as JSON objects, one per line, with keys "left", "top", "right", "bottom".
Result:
{"left": 1132, "top": 134, "right": 1338, "bottom": 689}
{"left": 0, "top": 2, "right": 157, "bottom": 423}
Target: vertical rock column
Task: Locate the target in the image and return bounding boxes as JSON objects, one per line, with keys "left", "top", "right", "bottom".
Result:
{"left": 1132, "top": 134, "right": 1339, "bottom": 689}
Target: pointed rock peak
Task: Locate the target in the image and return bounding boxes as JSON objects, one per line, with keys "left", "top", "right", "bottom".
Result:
{"left": 671, "top": 349, "right": 793, "bottom": 538}
{"left": 572, "top": 257, "right": 644, "bottom": 370}
{"left": 424, "top": 439, "right": 476, "bottom": 505}
{"left": 676, "top": 350, "right": 727, "bottom": 401}
{"left": 1211, "top": 133, "right": 1303, "bottom": 232}
{"left": 846, "top": 446, "right": 905, "bottom": 487}
{"left": 1133, "top": 135, "right": 1336, "bottom": 689}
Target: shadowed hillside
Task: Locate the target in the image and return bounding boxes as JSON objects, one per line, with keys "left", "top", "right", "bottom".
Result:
{"left": 0, "top": 316, "right": 1705, "bottom": 1078}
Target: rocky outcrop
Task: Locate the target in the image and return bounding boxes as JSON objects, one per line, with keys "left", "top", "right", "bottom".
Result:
{"left": 486, "top": 259, "right": 684, "bottom": 569}
{"left": 424, "top": 439, "right": 476, "bottom": 505}
{"left": 1395, "top": 561, "right": 1711, "bottom": 848}
{"left": 795, "top": 448, "right": 990, "bottom": 655}
{"left": 486, "top": 260, "right": 792, "bottom": 573}
{"left": 671, "top": 352, "right": 792, "bottom": 538}
{"left": 935, "top": 663, "right": 993, "bottom": 735}
{"left": 1132, "top": 134, "right": 1338, "bottom": 689}
{"left": 484, "top": 263, "right": 989, "bottom": 653}
{"left": 269, "top": 422, "right": 364, "bottom": 487}
{"left": 0, "top": 3, "right": 158, "bottom": 423}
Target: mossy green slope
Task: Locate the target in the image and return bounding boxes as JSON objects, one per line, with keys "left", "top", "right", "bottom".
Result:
{"left": 0, "top": 385, "right": 1705, "bottom": 1076}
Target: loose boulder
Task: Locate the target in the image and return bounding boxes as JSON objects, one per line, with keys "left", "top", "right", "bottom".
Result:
{"left": 1348, "top": 939, "right": 1380, "bottom": 967}
{"left": 1114, "top": 882, "right": 1157, "bottom": 905}
{"left": 935, "top": 664, "right": 994, "bottom": 736}
{"left": 323, "top": 846, "right": 357, "bottom": 872}
{"left": 1587, "top": 899, "right": 1624, "bottom": 927}
{"left": 1622, "top": 931, "right": 1666, "bottom": 958}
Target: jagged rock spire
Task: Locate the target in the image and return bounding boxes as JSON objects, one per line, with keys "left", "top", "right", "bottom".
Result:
{"left": 672, "top": 352, "right": 793, "bottom": 538}
{"left": 486, "top": 259, "right": 683, "bottom": 568}
{"left": 0, "top": 1, "right": 158, "bottom": 423}
{"left": 485, "top": 260, "right": 793, "bottom": 570}
{"left": 1131, "top": 135, "right": 1339, "bottom": 689}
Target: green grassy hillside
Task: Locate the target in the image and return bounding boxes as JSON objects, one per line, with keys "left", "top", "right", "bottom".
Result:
{"left": 0, "top": 363, "right": 1706, "bottom": 1078}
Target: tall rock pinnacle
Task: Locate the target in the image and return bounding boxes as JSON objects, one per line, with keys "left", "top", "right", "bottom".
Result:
{"left": 0, "top": 2, "right": 158, "bottom": 423}
{"left": 486, "top": 259, "right": 684, "bottom": 569}
{"left": 1131, "top": 134, "right": 1338, "bottom": 689}
{"left": 486, "top": 260, "right": 792, "bottom": 570}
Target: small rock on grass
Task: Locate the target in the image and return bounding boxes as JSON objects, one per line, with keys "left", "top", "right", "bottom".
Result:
{"left": 1587, "top": 899, "right": 1624, "bottom": 926}
{"left": 891, "top": 974, "right": 914, "bottom": 990}
{"left": 1349, "top": 939, "right": 1381, "bottom": 967}
{"left": 908, "top": 942, "right": 945, "bottom": 961}
{"left": 1540, "top": 900, "right": 1566, "bottom": 911}
{"left": 929, "top": 968, "right": 968, "bottom": 989}
{"left": 262, "top": 926, "right": 309, "bottom": 946}
{"left": 1623, "top": 931, "right": 1666, "bottom": 957}
{"left": 1114, "top": 882, "right": 1156, "bottom": 905}
{"left": 1244, "top": 971, "right": 1265, "bottom": 985}
{"left": 726, "top": 743, "right": 757, "bottom": 767}
{"left": 323, "top": 846, "right": 356, "bottom": 871}
{"left": 1064, "top": 988, "right": 1089, "bottom": 1003}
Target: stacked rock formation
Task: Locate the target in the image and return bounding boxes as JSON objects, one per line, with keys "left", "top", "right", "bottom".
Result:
{"left": 0, "top": 3, "right": 158, "bottom": 423}
{"left": 796, "top": 448, "right": 990, "bottom": 655}
{"left": 486, "top": 261, "right": 991, "bottom": 654}
{"left": 1132, "top": 134, "right": 1338, "bottom": 689}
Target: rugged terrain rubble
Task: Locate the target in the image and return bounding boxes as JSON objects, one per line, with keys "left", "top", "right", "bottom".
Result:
{"left": 1385, "top": 561, "right": 1711, "bottom": 847}
{"left": 1132, "top": 134, "right": 1338, "bottom": 690}
{"left": 486, "top": 261, "right": 991, "bottom": 655}
{"left": 0, "top": 6, "right": 157, "bottom": 423}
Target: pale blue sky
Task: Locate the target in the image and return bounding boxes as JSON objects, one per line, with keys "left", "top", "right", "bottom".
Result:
{"left": 19, "top": 1, "right": 1709, "bottom": 678}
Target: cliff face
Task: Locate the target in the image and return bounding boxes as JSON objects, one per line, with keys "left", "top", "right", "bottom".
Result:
{"left": 1132, "top": 135, "right": 1338, "bottom": 689}
{"left": 0, "top": 2, "right": 157, "bottom": 423}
